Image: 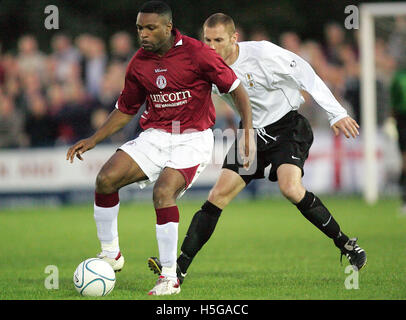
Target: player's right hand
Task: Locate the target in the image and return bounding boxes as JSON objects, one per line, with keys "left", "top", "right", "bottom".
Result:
{"left": 238, "top": 128, "right": 256, "bottom": 170}
{"left": 66, "top": 137, "right": 97, "bottom": 163}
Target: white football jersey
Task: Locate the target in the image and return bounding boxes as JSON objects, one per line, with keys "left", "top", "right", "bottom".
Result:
{"left": 212, "top": 41, "right": 348, "bottom": 128}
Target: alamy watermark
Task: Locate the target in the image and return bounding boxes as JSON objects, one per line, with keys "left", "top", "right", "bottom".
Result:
{"left": 44, "top": 265, "right": 59, "bottom": 289}
{"left": 44, "top": 5, "right": 59, "bottom": 30}
{"left": 44, "top": 5, "right": 359, "bottom": 31}
{"left": 344, "top": 265, "right": 359, "bottom": 289}
{"left": 344, "top": 5, "right": 359, "bottom": 30}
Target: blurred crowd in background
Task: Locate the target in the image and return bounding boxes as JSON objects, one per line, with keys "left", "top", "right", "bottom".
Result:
{"left": 0, "top": 19, "right": 405, "bottom": 149}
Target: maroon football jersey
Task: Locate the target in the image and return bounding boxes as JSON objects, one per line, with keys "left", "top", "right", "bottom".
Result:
{"left": 116, "top": 29, "right": 240, "bottom": 133}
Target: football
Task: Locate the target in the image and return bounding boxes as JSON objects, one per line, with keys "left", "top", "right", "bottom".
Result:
{"left": 73, "top": 258, "right": 116, "bottom": 296}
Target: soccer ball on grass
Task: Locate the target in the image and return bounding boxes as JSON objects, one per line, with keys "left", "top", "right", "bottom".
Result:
{"left": 73, "top": 258, "right": 115, "bottom": 296}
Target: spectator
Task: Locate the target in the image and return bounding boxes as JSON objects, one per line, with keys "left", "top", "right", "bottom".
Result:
{"left": 98, "top": 61, "right": 126, "bottom": 111}
{"left": 76, "top": 35, "right": 107, "bottom": 99}
{"left": 1, "top": 54, "right": 20, "bottom": 88}
{"left": 109, "top": 31, "right": 135, "bottom": 65}
{"left": 64, "top": 78, "right": 95, "bottom": 140}
{"left": 249, "top": 27, "right": 271, "bottom": 41}
{"left": 50, "top": 33, "right": 80, "bottom": 84}
{"left": 0, "top": 23, "right": 400, "bottom": 150}
{"left": 24, "top": 94, "right": 57, "bottom": 147}
{"left": 279, "top": 31, "right": 302, "bottom": 55}
{"left": 339, "top": 43, "right": 361, "bottom": 123}
{"left": 0, "top": 95, "right": 25, "bottom": 148}
{"left": 47, "top": 83, "right": 73, "bottom": 144}
{"left": 323, "top": 22, "right": 346, "bottom": 66}
{"left": 301, "top": 40, "right": 331, "bottom": 83}
{"left": 375, "top": 38, "right": 397, "bottom": 84}
{"left": 0, "top": 43, "right": 5, "bottom": 86}
{"left": 235, "top": 26, "right": 246, "bottom": 42}
{"left": 18, "top": 71, "right": 45, "bottom": 114}
{"left": 388, "top": 16, "right": 406, "bottom": 69}
{"left": 16, "top": 35, "right": 46, "bottom": 78}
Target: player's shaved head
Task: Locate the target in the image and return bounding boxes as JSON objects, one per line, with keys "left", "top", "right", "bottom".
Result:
{"left": 204, "top": 13, "right": 236, "bottom": 36}
{"left": 139, "top": 1, "right": 172, "bottom": 23}
{"left": 136, "top": 1, "right": 174, "bottom": 54}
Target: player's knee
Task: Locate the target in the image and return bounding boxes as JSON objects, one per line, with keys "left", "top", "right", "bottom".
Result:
{"left": 153, "top": 184, "right": 176, "bottom": 208}
{"left": 208, "top": 186, "right": 231, "bottom": 208}
{"left": 95, "top": 170, "right": 118, "bottom": 194}
{"left": 279, "top": 181, "right": 304, "bottom": 203}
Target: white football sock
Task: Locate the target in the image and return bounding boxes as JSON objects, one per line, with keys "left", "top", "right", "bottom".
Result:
{"left": 94, "top": 203, "right": 120, "bottom": 258}
{"left": 162, "top": 265, "right": 178, "bottom": 282}
{"left": 156, "top": 222, "right": 178, "bottom": 279}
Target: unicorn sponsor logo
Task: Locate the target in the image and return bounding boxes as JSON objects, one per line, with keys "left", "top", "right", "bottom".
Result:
{"left": 150, "top": 90, "right": 192, "bottom": 108}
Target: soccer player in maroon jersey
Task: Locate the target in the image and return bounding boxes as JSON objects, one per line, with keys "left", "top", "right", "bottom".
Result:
{"left": 66, "top": 1, "right": 255, "bottom": 296}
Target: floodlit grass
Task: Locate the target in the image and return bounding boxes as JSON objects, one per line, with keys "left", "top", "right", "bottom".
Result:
{"left": 1, "top": 196, "right": 405, "bottom": 300}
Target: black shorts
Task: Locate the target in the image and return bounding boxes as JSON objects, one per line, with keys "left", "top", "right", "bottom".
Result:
{"left": 222, "top": 111, "right": 314, "bottom": 184}
{"left": 395, "top": 114, "right": 406, "bottom": 152}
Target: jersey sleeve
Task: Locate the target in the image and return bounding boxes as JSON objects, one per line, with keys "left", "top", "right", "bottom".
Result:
{"left": 263, "top": 42, "right": 348, "bottom": 126}
{"left": 115, "top": 64, "right": 147, "bottom": 115}
{"left": 196, "top": 44, "right": 240, "bottom": 94}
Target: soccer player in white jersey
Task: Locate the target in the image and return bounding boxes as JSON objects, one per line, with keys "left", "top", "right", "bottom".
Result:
{"left": 148, "top": 13, "right": 366, "bottom": 285}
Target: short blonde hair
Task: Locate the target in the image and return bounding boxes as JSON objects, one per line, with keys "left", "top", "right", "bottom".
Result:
{"left": 203, "top": 13, "right": 236, "bottom": 35}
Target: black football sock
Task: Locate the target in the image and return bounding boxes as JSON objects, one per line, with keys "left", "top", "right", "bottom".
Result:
{"left": 177, "top": 200, "right": 222, "bottom": 274}
{"left": 296, "top": 191, "right": 349, "bottom": 249}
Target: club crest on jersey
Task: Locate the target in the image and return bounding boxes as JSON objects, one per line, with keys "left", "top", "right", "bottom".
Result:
{"left": 245, "top": 73, "right": 256, "bottom": 88}
{"left": 156, "top": 75, "right": 167, "bottom": 89}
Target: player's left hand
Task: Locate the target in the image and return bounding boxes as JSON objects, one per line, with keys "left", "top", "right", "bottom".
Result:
{"left": 331, "top": 116, "right": 359, "bottom": 138}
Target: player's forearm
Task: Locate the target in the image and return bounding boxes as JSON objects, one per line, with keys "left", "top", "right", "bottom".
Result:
{"left": 230, "top": 83, "right": 253, "bottom": 129}
{"left": 90, "top": 109, "right": 134, "bottom": 145}
{"left": 310, "top": 76, "right": 348, "bottom": 126}
{"left": 295, "top": 59, "right": 348, "bottom": 126}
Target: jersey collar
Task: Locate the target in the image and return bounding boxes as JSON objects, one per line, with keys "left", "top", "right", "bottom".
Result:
{"left": 173, "top": 28, "right": 183, "bottom": 47}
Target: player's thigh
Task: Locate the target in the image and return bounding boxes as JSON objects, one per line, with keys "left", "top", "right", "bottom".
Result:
{"left": 96, "top": 150, "right": 148, "bottom": 192}
{"left": 276, "top": 163, "right": 305, "bottom": 202}
{"left": 153, "top": 167, "right": 187, "bottom": 208}
{"left": 208, "top": 168, "right": 246, "bottom": 209}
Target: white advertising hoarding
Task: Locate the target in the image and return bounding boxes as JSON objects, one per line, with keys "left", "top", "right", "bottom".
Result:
{"left": 0, "top": 130, "right": 397, "bottom": 197}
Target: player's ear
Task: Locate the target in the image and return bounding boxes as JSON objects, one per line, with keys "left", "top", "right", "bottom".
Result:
{"left": 166, "top": 20, "right": 173, "bottom": 35}
{"left": 231, "top": 32, "right": 238, "bottom": 44}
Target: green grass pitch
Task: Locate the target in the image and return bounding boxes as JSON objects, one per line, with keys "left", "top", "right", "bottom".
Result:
{"left": 0, "top": 196, "right": 405, "bottom": 300}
